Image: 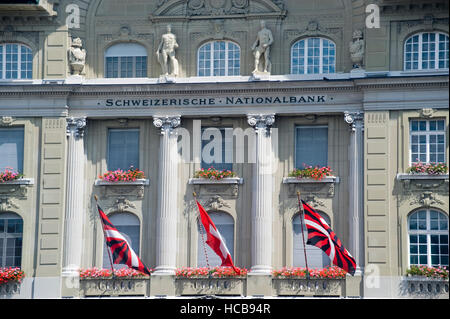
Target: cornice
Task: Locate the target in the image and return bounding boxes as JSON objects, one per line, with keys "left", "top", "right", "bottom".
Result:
{"left": 0, "top": 75, "right": 447, "bottom": 97}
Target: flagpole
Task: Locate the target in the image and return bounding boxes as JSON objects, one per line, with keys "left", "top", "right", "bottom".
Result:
{"left": 297, "top": 191, "right": 310, "bottom": 280}
{"left": 193, "top": 192, "right": 210, "bottom": 269}
{"left": 94, "top": 194, "right": 115, "bottom": 278}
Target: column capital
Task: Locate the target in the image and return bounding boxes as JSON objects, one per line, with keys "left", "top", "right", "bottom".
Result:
{"left": 247, "top": 114, "right": 275, "bottom": 131}
{"left": 66, "top": 117, "right": 87, "bottom": 138}
{"left": 344, "top": 111, "right": 364, "bottom": 132}
{"left": 153, "top": 116, "right": 181, "bottom": 134}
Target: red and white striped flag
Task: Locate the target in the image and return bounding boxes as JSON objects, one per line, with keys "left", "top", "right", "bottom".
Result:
{"left": 195, "top": 200, "right": 240, "bottom": 275}
{"left": 97, "top": 204, "right": 152, "bottom": 276}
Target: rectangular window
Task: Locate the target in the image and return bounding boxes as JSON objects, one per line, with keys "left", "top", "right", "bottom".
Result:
{"left": 410, "top": 119, "right": 446, "bottom": 164}
{"left": 201, "top": 127, "right": 233, "bottom": 172}
{"left": 0, "top": 128, "right": 24, "bottom": 172}
{"left": 107, "top": 129, "right": 140, "bottom": 171}
{"left": 295, "top": 126, "right": 328, "bottom": 168}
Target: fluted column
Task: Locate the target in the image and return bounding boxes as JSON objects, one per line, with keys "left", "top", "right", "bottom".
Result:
{"left": 247, "top": 114, "right": 275, "bottom": 274}
{"left": 62, "top": 117, "right": 87, "bottom": 278}
{"left": 153, "top": 116, "right": 181, "bottom": 275}
{"left": 344, "top": 111, "right": 364, "bottom": 274}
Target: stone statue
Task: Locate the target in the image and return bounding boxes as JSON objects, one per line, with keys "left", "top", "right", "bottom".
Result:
{"left": 69, "top": 37, "right": 86, "bottom": 75}
{"left": 349, "top": 30, "right": 364, "bottom": 69}
{"left": 156, "top": 24, "right": 179, "bottom": 77}
{"left": 251, "top": 20, "right": 273, "bottom": 75}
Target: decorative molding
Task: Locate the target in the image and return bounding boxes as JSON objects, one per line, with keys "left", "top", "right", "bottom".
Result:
{"left": 282, "top": 176, "right": 339, "bottom": 198}
{"left": 66, "top": 117, "right": 87, "bottom": 138}
{"left": 94, "top": 179, "right": 150, "bottom": 200}
{"left": 0, "top": 116, "right": 15, "bottom": 126}
{"left": 109, "top": 196, "right": 137, "bottom": 213}
{"left": 409, "top": 192, "right": 445, "bottom": 207}
{"left": 153, "top": 116, "right": 181, "bottom": 134}
{"left": 418, "top": 108, "right": 436, "bottom": 118}
{"left": 0, "top": 178, "right": 34, "bottom": 200}
{"left": 247, "top": 114, "right": 275, "bottom": 132}
{"left": 284, "top": 20, "right": 343, "bottom": 42}
{"left": 344, "top": 111, "right": 364, "bottom": 132}
{"left": 150, "top": 0, "right": 286, "bottom": 21}
{"left": 0, "top": 197, "right": 20, "bottom": 212}
{"left": 203, "top": 195, "right": 232, "bottom": 210}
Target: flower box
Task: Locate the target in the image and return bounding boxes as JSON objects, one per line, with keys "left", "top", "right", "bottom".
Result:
{"left": 282, "top": 176, "right": 340, "bottom": 184}
{"left": 0, "top": 178, "right": 34, "bottom": 185}
{"left": 188, "top": 177, "right": 243, "bottom": 185}
{"left": 396, "top": 173, "right": 449, "bottom": 181}
{"left": 193, "top": 167, "right": 237, "bottom": 181}
{"left": 94, "top": 179, "right": 150, "bottom": 186}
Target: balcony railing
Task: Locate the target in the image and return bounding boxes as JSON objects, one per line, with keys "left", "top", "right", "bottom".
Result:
{"left": 273, "top": 278, "right": 345, "bottom": 297}
{"left": 79, "top": 277, "right": 149, "bottom": 297}
{"left": 176, "top": 277, "right": 246, "bottom": 296}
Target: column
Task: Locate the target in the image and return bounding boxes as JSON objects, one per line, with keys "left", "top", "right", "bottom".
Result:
{"left": 247, "top": 114, "right": 275, "bottom": 275}
{"left": 344, "top": 111, "right": 364, "bottom": 274}
{"left": 153, "top": 116, "right": 181, "bottom": 275}
{"left": 62, "top": 117, "right": 87, "bottom": 280}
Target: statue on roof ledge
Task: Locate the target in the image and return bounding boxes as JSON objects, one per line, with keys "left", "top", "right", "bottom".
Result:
{"left": 69, "top": 37, "right": 86, "bottom": 76}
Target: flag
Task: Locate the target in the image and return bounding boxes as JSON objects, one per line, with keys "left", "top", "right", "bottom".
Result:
{"left": 301, "top": 200, "right": 356, "bottom": 276}
{"left": 96, "top": 204, "right": 152, "bottom": 276}
{"left": 195, "top": 200, "right": 240, "bottom": 275}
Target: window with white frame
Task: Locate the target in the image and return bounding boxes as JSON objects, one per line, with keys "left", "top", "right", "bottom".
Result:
{"left": 0, "top": 127, "right": 24, "bottom": 172}
{"left": 293, "top": 211, "right": 331, "bottom": 268}
{"left": 404, "top": 32, "right": 449, "bottom": 71}
{"left": 0, "top": 212, "right": 23, "bottom": 268}
{"left": 410, "top": 119, "right": 446, "bottom": 164}
{"left": 295, "top": 125, "right": 328, "bottom": 168}
{"left": 201, "top": 127, "right": 233, "bottom": 172}
{"left": 197, "top": 211, "right": 234, "bottom": 267}
{"left": 408, "top": 209, "right": 448, "bottom": 267}
{"left": 107, "top": 128, "right": 139, "bottom": 171}
{"left": 198, "top": 41, "right": 240, "bottom": 76}
{"left": 0, "top": 43, "right": 33, "bottom": 80}
{"left": 102, "top": 212, "right": 140, "bottom": 270}
{"left": 291, "top": 38, "right": 336, "bottom": 74}
{"left": 105, "top": 43, "right": 147, "bottom": 78}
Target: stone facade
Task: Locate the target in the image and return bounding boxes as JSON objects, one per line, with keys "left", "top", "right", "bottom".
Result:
{"left": 0, "top": 0, "right": 448, "bottom": 298}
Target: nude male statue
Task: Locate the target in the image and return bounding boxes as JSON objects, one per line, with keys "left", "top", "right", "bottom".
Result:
{"left": 251, "top": 20, "right": 274, "bottom": 74}
{"left": 156, "top": 24, "right": 179, "bottom": 77}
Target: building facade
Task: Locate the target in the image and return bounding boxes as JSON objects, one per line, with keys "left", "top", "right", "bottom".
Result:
{"left": 0, "top": 0, "right": 448, "bottom": 298}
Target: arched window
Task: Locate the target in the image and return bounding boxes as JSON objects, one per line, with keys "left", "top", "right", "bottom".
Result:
{"left": 198, "top": 41, "right": 240, "bottom": 76}
{"left": 291, "top": 37, "right": 336, "bottom": 74}
{"left": 0, "top": 212, "right": 23, "bottom": 268}
{"left": 404, "top": 32, "right": 449, "bottom": 71}
{"left": 102, "top": 212, "right": 140, "bottom": 269}
{"left": 197, "top": 211, "right": 234, "bottom": 267}
{"left": 0, "top": 43, "right": 33, "bottom": 80}
{"left": 408, "top": 209, "right": 448, "bottom": 267}
{"left": 293, "top": 211, "right": 331, "bottom": 268}
{"left": 104, "top": 43, "right": 147, "bottom": 78}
